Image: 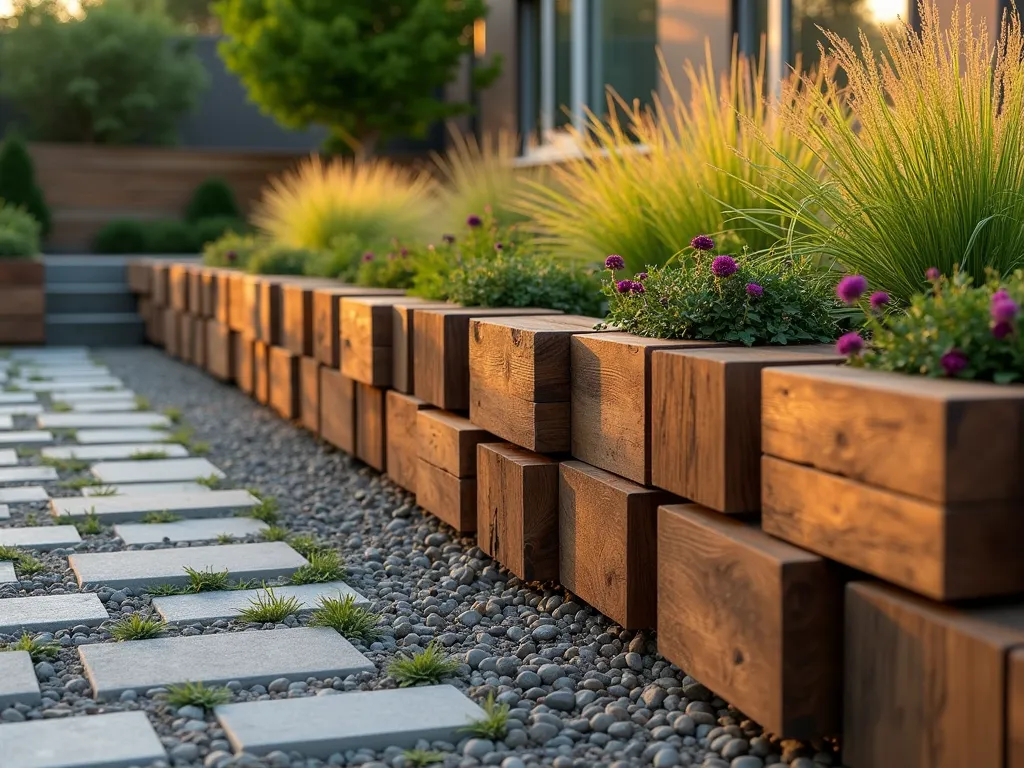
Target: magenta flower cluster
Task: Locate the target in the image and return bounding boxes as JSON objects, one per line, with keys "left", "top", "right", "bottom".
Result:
{"left": 605, "top": 254, "right": 625, "bottom": 271}
{"left": 745, "top": 283, "right": 763, "bottom": 299}
{"left": 691, "top": 235, "right": 715, "bottom": 251}
{"left": 467, "top": 214, "right": 482, "bottom": 228}
{"left": 940, "top": 349, "right": 968, "bottom": 377}
{"left": 991, "top": 289, "right": 1019, "bottom": 340}
{"left": 836, "top": 332, "right": 864, "bottom": 356}
{"left": 836, "top": 274, "right": 868, "bottom": 305}
{"left": 362, "top": 252, "right": 375, "bottom": 263}
{"left": 616, "top": 280, "right": 645, "bottom": 294}
{"left": 711, "top": 255, "right": 738, "bottom": 278}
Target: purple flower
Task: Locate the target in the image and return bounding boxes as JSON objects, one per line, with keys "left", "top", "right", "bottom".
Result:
{"left": 690, "top": 235, "right": 715, "bottom": 252}
{"left": 442, "top": 234, "right": 455, "bottom": 245}
{"left": 745, "top": 283, "right": 764, "bottom": 298}
{"left": 629, "top": 280, "right": 646, "bottom": 294}
{"left": 635, "top": 272, "right": 648, "bottom": 281}
{"left": 993, "top": 288, "right": 1010, "bottom": 302}
{"left": 226, "top": 250, "right": 237, "bottom": 264}
{"left": 940, "top": 348, "right": 969, "bottom": 377}
{"left": 616, "top": 280, "right": 633, "bottom": 294}
{"left": 400, "top": 247, "right": 409, "bottom": 257}
{"left": 993, "top": 320, "right": 1014, "bottom": 340}
{"left": 605, "top": 254, "right": 625, "bottom": 271}
{"left": 869, "top": 291, "right": 890, "bottom": 310}
{"left": 836, "top": 274, "right": 868, "bottom": 305}
{"left": 835, "top": 332, "right": 864, "bottom": 357}
{"left": 467, "top": 214, "right": 482, "bottom": 228}
{"left": 711, "top": 255, "right": 738, "bottom": 278}
{"left": 362, "top": 252, "right": 375, "bottom": 263}
{"left": 991, "top": 297, "right": 1019, "bottom": 323}
{"left": 925, "top": 267, "right": 941, "bottom": 281}
{"left": 495, "top": 243, "right": 504, "bottom": 251}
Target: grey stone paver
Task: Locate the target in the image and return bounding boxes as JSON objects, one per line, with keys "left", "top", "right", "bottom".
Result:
{"left": 81, "top": 481, "right": 211, "bottom": 496}
{"left": 20, "top": 379, "right": 124, "bottom": 392}
{"left": 0, "top": 466, "right": 58, "bottom": 484}
{"left": 0, "top": 711, "right": 166, "bottom": 768}
{"left": 51, "top": 489, "right": 258, "bottom": 522}
{"left": 0, "top": 486, "right": 49, "bottom": 503}
{"left": 0, "top": 414, "right": 13, "bottom": 429}
{"left": 115, "top": 516, "right": 267, "bottom": 546}
{"left": 41, "top": 443, "right": 188, "bottom": 461}
{"left": 0, "top": 504, "right": 9, "bottom": 519}
{"left": 0, "top": 431, "right": 52, "bottom": 445}
{"left": 215, "top": 685, "right": 485, "bottom": 757}
{"left": 0, "top": 525, "right": 82, "bottom": 550}
{"left": 0, "top": 404, "right": 43, "bottom": 416}
{"left": 0, "top": 448, "right": 16, "bottom": 466}
{"left": 38, "top": 412, "right": 169, "bottom": 429}
{"left": 0, "top": 593, "right": 108, "bottom": 634}
{"left": 69, "top": 542, "right": 307, "bottom": 589}
{"left": 50, "top": 391, "right": 136, "bottom": 403}
{"left": 0, "top": 561, "right": 16, "bottom": 582}
{"left": 0, "top": 651, "right": 41, "bottom": 708}
{"left": 0, "top": 392, "right": 38, "bottom": 404}
{"left": 63, "top": 400, "right": 139, "bottom": 413}
{"left": 152, "top": 581, "right": 366, "bottom": 623}
{"left": 80, "top": 627, "right": 373, "bottom": 699}
{"left": 90, "top": 457, "right": 222, "bottom": 484}
{"left": 73, "top": 428, "right": 168, "bottom": 444}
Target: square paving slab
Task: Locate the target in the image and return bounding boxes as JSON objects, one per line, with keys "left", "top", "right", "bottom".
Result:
{"left": 0, "top": 448, "right": 16, "bottom": 466}
{"left": 81, "top": 481, "right": 211, "bottom": 496}
{"left": 0, "top": 651, "right": 41, "bottom": 708}
{"left": 91, "top": 457, "right": 223, "bottom": 484}
{"left": 0, "top": 504, "right": 9, "bottom": 519}
{"left": 0, "top": 525, "right": 81, "bottom": 550}
{"left": 0, "top": 392, "right": 39, "bottom": 404}
{"left": 80, "top": 627, "right": 373, "bottom": 698}
{"left": 0, "top": 466, "right": 58, "bottom": 484}
{"left": 0, "top": 711, "right": 166, "bottom": 768}
{"left": 153, "top": 581, "right": 366, "bottom": 623}
{"left": 63, "top": 401, "right": 139, "bottom": 413}
{"left": 52, "top": 489, "right": 258, "bottom": 522}
{"left": 42, "top": 443, "right": 188, "bottom": 461}
{"left": 0, "top": 431, "right": 52, "bottom": 445}
{"left": 115, "top": 517, "right": 267, "bottom": 545}
{"left": 0, "top": 561, "right": 16, "bottom": 582}
{"left": 0, "top": 404, "right": 43, "bottom": 416}
{"left": 215, "top": 685, "right": 484, "bottom": 757}
{"left": 0, "top": 486, "right": 49, "bottom": 503}
{"left": 51, "top": 391, "right": 136, "bottom": 403}
{"left": 0, "top": 414, "right": 13, "bottom": 429}
{"left": 39, "top": 412, "right": 169, "bottom": 430}
{"left": 73, "top": 428, "right": 169, "bottom": 444}
{"left": 69, "top": 541, "right": 307, "bottom": 589}
{"left": 0, "top": 593, "right": 108, "bottom": 634}
{"left": 20, "top": 379, "right": 124, "bottom": 392}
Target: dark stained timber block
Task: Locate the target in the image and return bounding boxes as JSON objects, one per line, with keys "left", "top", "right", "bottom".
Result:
{"left": 253, "top": 340, "right": 269, "bottom": 404}
{"left": 169, "top": 264, "right": 189, "bottom": 312}
{"left": 311, "top": 286, "right": 404, "bottom": 369}
{"left": 844, "top": 581, "right": 1024, "bottom": 768}
{"left": 385, "top": 391, "right": 434, "bottom": 494}
{"left": 281, "top": 278, "right": 337, "bottom": 357}
{"left": 257, "top": 276, "right": 287, "bottom": 345}
{"left": 319, "top": 367, "right": 356, "bottom": 454}
{"left": 268, "top": 346, "right": 300, "bottom": 420}
{"left": 187, "top": 265, "right": 203, "bottom": 315}
{"left": 299, "top": 357, "right": 321, "bottom": 435}
{"left": 163, "top": 308, "right": 180, "bottom": 358}
{"left": 417, "top": 458, "right": 476, "bottom": 533}
{"left": 178, "top": 312, "right": 194, "bottom": 363}
{"left": 192, "top": 317, "right": 207, "bottom": 368}
{"left": 477, "top": 443, "right": 559, "bottom": 582}
{"left": 1012, "top": 648, "right": 1024, "bottom": 768}
{"left": 392, "top": 299, "right": 449, "bottom": 394}
{"left": 658, "top": 504, "right": 843, "bottom": 740}
{"left": 417, "top": 410, "right": 492, "bottom": 478}
{"left": 152, "top": 263, "right": 169, "bottom": 308}
{"left": 201, "top": 267, "right": 225, "bottom": 319}
{"left": 234, "top": 333, "right": 255, "bottom": 395}
{"left": 355, "top": 383, "right": 386, "bottom": 472}
{"left": 559, "top": 461, "right": 672, "bottom": 629}
{"left": 205, "top": 322, "right": 234, "bottom": 382}
{"left": 650, "top": 346, "right": 841, "bottom": 513}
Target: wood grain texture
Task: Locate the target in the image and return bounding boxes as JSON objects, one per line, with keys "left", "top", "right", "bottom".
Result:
{"left": 762, "top": 365, "right": 1024, "bottom": 504}
{"left": 311, "top": 286, "right": 405, "bottom": 368}
{"left": 151, "top": 263, "right": 169, "bottom": 307}
{"left": 299, "top": 357, "right": 321, "bottom": 435}
{"left": 355, "top": 383, "right": 387, "bottom": 472}
{"left": 192, "top": 317, "right": 207, "bottom": 368}
{"left": 559, "top": 461, "right": 672, "bottom": 629}
{"left": 417, "top": 458, "right": 477, "bottom": 533}
{"left": 762, "top": 456, "right": 1024, "bottom": 601}
{"left": 178, "top": 312, "right": 194, "bottom": 363}
{"left": 0, "top": 318, "right": 44, "bottom": 344}
{"left": 1011, "top": 648, "right": 1024, "bottom": 768}
{"left": 200, "top": 268, "right": 222, "bottom": 319}
{"left": 226, "top": 272, "right": 247, "bottom": 331}
{"left": 385, "top": 390, "right": 434, "bottom": 494}
{"left": 205, "top": 322, "right": 234, "bottom": 382}
{"left": 162, "top": 308, "right": 180, "bottom": 358}
{"left": 477, "top": 443, "right": 559, "bottom": 582}
{"left": 658, "top": 504, "right": 842, "bottom": 739}
{"left": 340, "top": 296, "right": 414, "bottom": 386}
{"left": 253, "top": 340, "right": 269, "bottom": 405}
{"left": 319, "top": 367, "right": 356, "bottom": 454}
{"left": 650, "top": 346, "right": 841, "bottom": 513}
{"left": 187, "top": 265, "right": 204, "bottom": 315}
{"left": 169, "top": 264, "right": 189, "bottom": 312}
{"left": 281, "top": 278, "right": 337, "bottom": 357}
{"left": 268, "top": 346, "right": 300, "bottom": 420}
{"left": 0, "top": 261, "right": 44, "bottom": 285}
{"left": 415, "top": 307, "right": 562, "bottom": 410}
{"left": 0, "top": 262, "right": 45, "bottom": 343}
{"left": 845, "top": 581, "right": 1024, "bottom": 768}
{"left": 392, "top": 300, "right": 449, "bottom": 394}
{"left": 0, "top": 288, "right": 45, "bottom": 316}
{"left": 570, "top": 333, "right": 718, "bottom": 484}
{"left": 417, "top": 409, "right": 492, "bottom": 477}
{"left": 233, "top": 333, "right": 255, "bottom": 394}
{"left": 257, "top": 276, "right": 285, "bottom": 345}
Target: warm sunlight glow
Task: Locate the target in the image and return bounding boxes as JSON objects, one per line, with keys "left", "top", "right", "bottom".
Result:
{"left": 867, "top": 0, "right": 907, "bottom": 23}
{"left": 0, "top": 0, "right": 82, "bottom": 16}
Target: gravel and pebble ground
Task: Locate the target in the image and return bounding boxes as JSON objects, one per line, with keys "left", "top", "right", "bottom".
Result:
{"left": 0, "top": 347, "right": 840, "bottom": 768}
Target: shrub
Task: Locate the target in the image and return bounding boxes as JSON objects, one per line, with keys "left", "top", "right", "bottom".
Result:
{"left": 0, "top": 202, "right": 41, "bottom": 257}
{"left": 246, "top": 243, "right": 312, "bottom": 275}
{"left": 388, "top": 641, "right": 460, "bottom": 687}
{"left": 165, "top": 680, "right": 233, "bottom": 710}
{"left": 355, "top": 248, "right": 418, "bottom": 290}
{"left": 109, "top": 613, "right": 165, "bottom": 641}
{"left": 308, "top": 594, "right": 382, "bottom": 641}
{"left": 0, "top": 226, "right": 38, "bottom": 258}
{"left": 93, "top": 219, "right": 148, "bottom": 254}
{"left": 144, "top": 220, "right": 201, "bottom": 254}
{"left": 193, "top": 216, "right": 249, "bottom": 248}
{"left": 0, "top": 134, "right": 50, "bottom": 237}
{"left": 601, "top": 236, "right": 838, "bottom": 345}
{"left": 201, "top": 230, "right": 262, "bottom": 268}
{"left": 186, "top": 178, "right": 241, "bottom": 222}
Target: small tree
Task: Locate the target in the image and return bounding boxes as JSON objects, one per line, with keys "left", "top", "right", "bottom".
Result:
{"left": 214, "top": 0, "right": 501, "bottom": 159}
{"left": 0, "top": 133, "right": 50, "bottom": 238}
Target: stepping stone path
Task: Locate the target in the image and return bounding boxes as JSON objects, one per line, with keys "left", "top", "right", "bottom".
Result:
{"left": 80, "top": 627, "right": 374, "bottom": 698}
{"left": 81, "top": 481, "right": 211, "bottom": 496}
{"left": 69, "top": 542, "right": 307, "bottom": 589}
{"left": 0, "top": 525, "right": 81, "bottom": 549}
{"left": 114, "top": 516, "right": 267, "bottom": 545}
{"left": 62, "top": 400, "right": 138, "bottom": 413}
{"left": 38, "top": 412, "right": 169, "bottom": 429}
{"left": 0, "top": 404, "right": 43, "bottom": 415}
{"left": 0, "top": 486, "right": 49, "bottom": 503}
{"left": 0, "top": 448, "right": 16, "bottom": 466}
{"left": 20, "top": 379, "right": 124, "bottom": 392}
{"left": 215, "top": 685, "right": 485, "bottom": 757}
{"left": 52, "top": 489, "right": 258, "bottom": 521}
{"left": 0, "top": 593, "right": 108, "bottom": 634}
{"left": 0, "top": 711, "right": 166, "bottom": 768}
{"left": 41, "top": 443, "right": 188, "bottom": 461}
{"left": 0, "top": 431, "right": 52, "bottom": 445}
{"left": 0, "top": 651, "right": 41, "bottom": 708}
{"left": 90, "top": 457, "right": 222, "bottom": 484}
{"left": 0, "top": 466, "right": 58, "bottom": 484}
{"left": 73, "top": 428, "right": 169, "bottom": 444}
{"left": 153, "top": 581, "right": 366, "bottom": 623}
{"left": 0, "top": 392, "right": 38, "bottom": 404}
{"left": 51, "top": 390, "right": 136, "bottom": 403}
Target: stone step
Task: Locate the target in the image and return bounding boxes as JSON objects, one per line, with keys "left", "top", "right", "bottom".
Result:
{"left": 0, "top": 711, "right": 166, "bottom": 768}
{"left": 81, "top": 481, "right": 211, "bottom": 496}
{"left": 0, "top": 392, "right": 39, "bottom": 404}
{"left": 42, "top": 443, "right": 188, "bottom": 461}
{"left": 0, "top": 525, "right": 81, "bottom": 550}
{"left": 74, "top": 428, "right": 168, "bottom": 444}
{"left": 69, "top": 542, "right": 307, "bottom": 589}
{"left": 0, "top": 561, "right": 16, "bottom": 583}
{"left": 0, "top": 651, "right": 41, "bottom": 708}
{"left": 0, "top": 431, "right": 52, "bottom": 445}
{"left": 0, "top": 593, "right": 108, "bottom": 634}
{"left": 8, "top": 347, "right": 90, "bottom": 359}
{"left": 0, "top": 414, "right": 13, "bottom": 429}
{"left": 0, "top": 486, "right": 49, "bottom": 504}
{"left": 38, "top": 412, "right": 169, "bottom": 430}
{"left": 80, "top": 627, "right": 374, "bottom": 699}
{"left": 215, "top": 685, "right": 485, "bottom": 757}
{"left": 45, "top": 282, "right": 137, "bottom": 315}
{"left": 153, "top": 581, "right": 366, "bottom": 624}
{"left": 61, "top": 400, "right": 139, "bottom": 413}
{"left": 52, "top": 489, "right": 259, "bottom": 522}
{"left": 0, "top": 505, "right": 9, "bottom": 519}
{"left": 115, "top": 517, "right": 267, "bottom": 545}
{"left": 0, "top": 404, "right": 43, "bottom": 416}
{"left": 45, "top": 314, "right": 144, "bottom": 348}
{"left": 0, "top": 449, "right": 16, "bottom": 466}
{"left": 90, "top": 457, "right": 223, "bottom": 485}
{"left": 20, "top": 379, "right": 124, "bottom": 392}
{"left": 0, "top": 467, "right": 58, "bottom": 484}
{"left": 52, "top": 391, "right": 136, "bottom": 403}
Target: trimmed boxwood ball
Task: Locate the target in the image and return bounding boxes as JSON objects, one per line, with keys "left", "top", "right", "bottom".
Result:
{"left": 92, "top": 219, "right": 148, "bottom": 254}
{"left": 186, "top": 178, "right": 241, "bottom": 223}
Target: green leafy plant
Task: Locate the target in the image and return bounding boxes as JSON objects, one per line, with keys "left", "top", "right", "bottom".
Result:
{"left": 0, "top": 203, "right": 41, "bottom": 257}
{"left": 388, "top": 641, "right": 460, "bottom": 687}
{"left": 165, "top": 680, "right": 233, "bottom": 710}
{"left": 52, "top": 428, "right": 77, "bottom": 439}
{"left": 163, "top": 426, "right": 195, "bottom": 447}
{"left": 2, "top": 633, "right": 59, "bottom": 661}
{"left": 308, "top": 594, "right": 381, "bottom": 641}
{"left": 41, "top": 456, "right": 89, "bottom": 472}
{"left": 201, "top": 230, "right": 263, "bottom": 268}
{"left": 182, "top": 566, "right": 231, "bottom": 593}
{"left": 90, "top": 486, "right": 119, "bottom": 497}
{"left": 287, "top": 534, "right": 325, "bottom": 558}
{"left": 140, "top": 511, "right": 182, "bottom": 524}
{"left": 0, "top": 132, "right": 50, "bottom": 237}
{"left": 245, "top": 497, "right": 279, "bottom": 525}
{"left": 259, "top": 526, "right": 289, "bottom": 542}
{"left": 461, "top": 692, "right": 509, "bottom": 740}
{"left": 143, "top": 220, "right": 202, "bottom": 254}
{"left": 130, "top": 449, "right": 169, "bottom": 460}
{"left": 193, "top": 216, "right": 250, "bottom": 249}
{"left": 186, "top": 178, "right": 241, "bottom": 222}
{"left": 290, "top": 550, "right": 344, "bottom": 585}
{"left": 401, "top": 750, "right": 447, "bottom": 767}
{"left": 51, "top": 401, "right": 72, "bottom": 412}
{"left": 59, "top": 476, "right": 102, "bottom": 490}
{"left": 73, "top": 511, "right": 104, "bottom": 535}
{"left": 215, "top": 533, "right": 234, "bottom": 544}
{"left": 92, "top": 220, "right": 149, "bottom": 254}
{"left": 134, "top": 395, "right": 150, "bottom": 411}
{"left": 190, "top": 440, "right": 211, "bottom": 456}
{"left": 354, "top": 247, "right": 419, "bottom": 290}
{"left": 109, "top": 613, "right": 166, "bottom": 641}
{"left": 162, "top": 406, "right": 183, "bottom": 424}
{"left": 246, "top": 243, "right": 312, "bottom": 276}
{"left": 16, "top": 447, "right": 38, "bottom": 458}
{"left": 195, "top": 474, "right": 222, "bottom": 489}
{"left": 238, "top": 588, "right": 302, "bottom": 623}
{"left": 0, "top": 545, "right": 46, "bottom": 577}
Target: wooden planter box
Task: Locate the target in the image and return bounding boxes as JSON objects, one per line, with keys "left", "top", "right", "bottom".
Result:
{"left": 469, "top": 314, "right": 604, "bottom": 452}
{"left": 311, "top": 286, "right": 405, "bottom": 369}
{"left": 319, "top": 367, "right": 356, "bottom": 454}
{"left": 392, "top": 299, "right": 450, "bottom": 394}
{"left": 268, "top": 346, "right": 300, "bottom": 420}
{"left": 416, "top": 410, "right": 493, "bottom": 532}
{"left": 658, "top": 504, "right": 842, "bottom": 739}
{"left": 179, "top": 313, "right": 195, "bottom": 363}
{"left": 559, "top": 460, "right": 673, "bottom": 629}
{"left": 845, "top": 581, "right": 1024, "bottom": 768}
{"left": 339, "top": 295, "right": 434, "bottom": 387}
{"left": 191, "top": 317, "right": 207, "bottom": 368}
{"left": 210, "top": 269, "right": 235, "bottom": 325}
{"left": 228, "top": 273, "right": 259, "bottom": 336}
{"left": 478, "top": 443, "right": 559, "bottom": 582}
{"left": 127, "top": 258, "right": 153, "bottom": 295}
{"left": 761, "top": 365, "right": 1024, "bottom": 601}
{"left": 650, "top": 345, "right": 841, "bottom": 513}
{"left": 299, "top": 357, "right": 321, "bottom": 434}
{"left": 0, "top": 261, "right": 45, "bottom": 344}
{"left": 206, "top": 322, "right": 234, "bottom": 382}
{"left": 355, "top": 382, "right": 387, "bottom": 471}
{"left": 385, "top": 390, "right": 434, "bottom": 494}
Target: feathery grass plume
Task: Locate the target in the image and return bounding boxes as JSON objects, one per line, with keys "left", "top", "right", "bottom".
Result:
{"left": 165, "top": 680, "right": 232, "bottom": 710}
{"left": 389, "top": 641, "right": 460, "bottom": 687}
{"left": 461, "top": 692, "right": 509, "bottom": 740}
{"left": 737, "top": 0, "right": 1024, "bottom": 301}
{"left": 2, "top": 633, "right": 59, "bottom": 661}
{"left": 73, "top": 511, "right": 104, "bottom": 534}
{"left": 109, "top": 613, "right": 166, "bottom": 641}
{"left": 239, "top": 588, "right": 302, "bottom": 623}
{"left": 308, "top": 594, "right": 381, "bottom": 641}
{"left": 290, "top": 550, "right": 344, "bottom": 585}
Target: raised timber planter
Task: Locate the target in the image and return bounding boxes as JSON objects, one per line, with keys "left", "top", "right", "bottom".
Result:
{"left": 650, "top": 345, "right": 841, "bottom": 513}
{"left": 127, "top": 258, "right": 153, "bottom": 295}
{"left": 392, "top": 299, "right": 450, "bottom": 394}
{"left": 202, "top": 267, "right": 231, "bottom": 321}
{"left": 761, "top": 365, "right": 1024, "bottom": 601}
{"left": 312, "top": 286, "right": 405, "bottom": 369}
{"left": 169, "top": 264, "right": 190, "bottom": 313}
{"left": 151, "top": 263, "right": 170, "bottom": 309}
{"left": 187, "top": 265, "right": 204, "bottom": 316}
{"left": 845, "top": 581, "right": 1024, "bottom": 768}
{"left": 355, "top": 382, "right": 387, "bottom": 471}
{"left": 468, "top": 314, "right": 603, "bottom": 451}
{"left": 417, "top": 307, "right": 562, "bottom": 411}
{"left": 319, "top": 367, "right": 356, "bottom": 454}
{"left": 162, "top": 308, "right": 180, "bottom": 358}
{"left": 191, "top": 317, "right": 207, "bottom": 368}
{"left": 178, "top": 312, "right": 195, "bottom": 363}
{"left": 234, "top": 333, "right": 256, "bottom": 395}
{"left": 416, "top": 410, "right": 493, "bottom": 533}
{"left": 1013, "top": 649, "right": 1024, "bottom": 768}
{"left": 299, "top": 357, "right": 321, "bottom": 434}
{"left": 559, "top": 460, "right": 673, "bottom": 629}
{"left": 281, "top": 279, "right": 338, "bottom": 358}
{"left": 0, "top": 261, "right": 45, "bottom": 344}
{"left": 228, "top": 273, "right": 259, "bottom": 336}
{"left": 205, "top": 322, "right": 234, "bottom": 382}
{"left": 658, "top": 504, "right": 842, "bottom": 740}
{"left": 477, "top": 443, "right": 559, "bottom": 582}
{"left": 385, "top": 390, "right": 434, "bottom": 494}
{"left": 253, "top": 339, "right": 270, "bottom": 404}
{"left": 268, "top": 346, "right": 300, "bottom": 420}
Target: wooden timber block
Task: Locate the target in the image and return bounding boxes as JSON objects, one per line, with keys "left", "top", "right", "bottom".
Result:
{"left": 128, "top": 259, "right": 152, "bottom": 294}
{"left": 477, "top": 443, "right": 559, "bottom": 582}
{"left": 205, "top": 322, "right": 234, "bottom": 382}
{"left": 392, "top": 299, "right": 450, "bottom": 394}
{"left": 257, "top": 275, "right": 289, "bottom": 345}
{"left": 268, "top": 346, "right": 300, "bottom": 420}
{"left": 234, "top": 333, "right": 255, "bottom": 395}
{"left": 339, "top": 295, "right": 426, "bottom": 387}
{"left": 281, "top": 278, "right": 337, "bottom": 357}
{"left": 844, "top": 581, "right": 1024, "bottom": 768}
{"left": 187, "top": 265, "right": 204, "bottom": 315}
{"left": 228, "top": 273, "right": 260, "bottom": 336}
{"left": 559, "top": 460, "right": 673, "bottom": 629}
{"left": 319, "top": 367, "right": 356, "bottom": 454}
{"left": 213, "top": 269, "right": 233, "bottom": 325}
{"left": 200, "top": 267, "right": 223, "bottom": 319}
{"left": 650, "top": 346, "right": 841, "bottom": 513}
{"left": 144, "top": 304, "right": 162, "bottom": 346}
{"left": 192, "top": 317, "right": 207, "bottom": 369}
{"left": 355, "top": 382, "right": 387, "bottom": 471}
{"left": 659, "top": 504, "right": 842, "bottom": 739}
{"left": 152, "top": 263, "right": 169, "bottom": 308}
{"left": 417, "top": 458, "right": 476, "bottom": 533}
{"left": 385, "top": 390, "right": 434, "bottom": 494}
{"left": 138, "top": 296, "right": 152, "bottom": 326}
{"left": 299, "top": 357, "right": 321, "bottom": 434}
{"left": 762, "top": 456, "right": 1024, "bottom": 601}
{"left": 0, "top": 287, "right": 44, "bottom": 316}
{"left": 169, "top": 264, "right": 190, "bottom": 312}
{"left": 0, "top": 318, "right": 43, "bottom": 344}
{"left": 418, "top": 307, "right": 562, "bottom": 411}
{"left": 417, "top": 410, "right": 493, "bottom": 478}
{"left": 253, "top": 340, "right": 270, "bottom": 404}
{"left": 1012, "top": 648, "right": 1024, "bottom": 768}
{"left": 311, "top": 286, "right": 404, "bottom": 369}
{"left": 162, "top": 308, "right": 180, "bottom": 357}
{"left": 571, "top": 333, "right": 721, "bottom": 484}
{"left": 178, "top": 312, "right": 194, "bottom": 363}
{"left": 0, "top": 261, "right": 45, "bottom": 345}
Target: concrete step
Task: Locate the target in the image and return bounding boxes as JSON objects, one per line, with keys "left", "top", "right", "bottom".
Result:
{"left": 45, "top": 314, "right": 144, "bottom": 347}
{"left": 46, "top": 283, "right": 137, "bottom": 314}
{"left": 44, "top": 256, "right": 130, "bottom": 285}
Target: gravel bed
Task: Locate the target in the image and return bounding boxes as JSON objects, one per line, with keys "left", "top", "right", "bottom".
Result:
{"left": 0, "top": 348, "right": 840, "bottom": 768}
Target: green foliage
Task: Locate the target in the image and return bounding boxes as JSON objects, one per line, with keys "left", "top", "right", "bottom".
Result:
{"left": 287, "top": 534, "right": 325, "bottom": 558}
{"left": 201, "top": 230, "right": 262, "bottom": 268}
{"left": 109, "top": 613, "right": 166, "bottom": 641}
{"left": 89, "top": 486, "right": 119, "bottom": 497}
{"left": 193, "top": 216, "right": 249, "bottom": 248}
{"left": 461, "top": 693, "right": 509, "bottom": 740}
{"left": 290, "top": 550, "right": 345, "bottom": 585}
{"left": 354, "top": 249, "right": 418, "bottom": 290}
{"left": 165, "top": 680, "right": 233, "bottom": 710}
{"left": 134, "top": 395, "right": 150, "bottom": 411}
{"left": 186, "top": 178, "right": 241, "bottom": 222}
{"left": 238, "top": 588, "right": 302, "bottom": 623}
{"left": 73, "top": 511, "right": 105, "bottom": 534}
{"left": 182, "top": 566, "right": 231, "bottom": 592}
{"left": 129, "top": 449, "right": 169, "bottom": 460}
{"left": 308, "top": 594, "right": 382, "bottom": 641}
{"left": 59, "top": 476, "right": 102, "bottom": 490}
{"left": 246, "top": 243, "right": 311, "bottom": 276}
{"left": 92, "top": 220, "right": 149, "bottom": 254}
{"left": 41, "top": 456, "right": 89, "bottom": 472}
{"left": 0, "top": 0, "right": 208, "bottom": 144}
{"left": 388, "top": 641, "right": 460, "bottom": 687}
{"left": 245, "top": 497, "right": 279, "bottom": 525}
{"left": 143, "top": 220, "right": 201, "bottom": 254}
{"left": 3, "top": 633, "right": 59, "bottom": 661}
{"left": 162, "top": 406, "right": 183, "bottom": 423}
{"left": 259, "top": 525, "right": 289, "bottom": 542}
{"left": 216, "top": 533, "right": 234, "bottom": 544}
{"left": 401, "top": 750, "right": 447, "bottom": 768}
{"left": 214, "top": 0, "right": 499, "bottom": 155}
{"left": 51, "top": 401, "right": 72, "bottom": 412}
{"left": 140, "top": 511, "right": 182, "bottom": 524}
{"left": 0, "top": 133, "right": 50, "bottom": 237}
{"left": 0, "top": 545, "right": 46, "bottom": 577}
{"left": 0, "top": 202, "right": 42, "bottom": 257}
{"left": 195, "top": 473, "right": 222, "bottom": 489}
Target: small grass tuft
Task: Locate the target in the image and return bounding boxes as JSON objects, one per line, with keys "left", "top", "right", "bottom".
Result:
{"left": 51, "top": 402, "right": 72, "bottom": 412}
{"left": 388, "top": 641, "right": 460, "bottom": 687}
{"left": 245, "top": 487, "right": 265, "bottom": 501}
{"left": 195, "top": 474, "right": 222, "bottom": 489}
{"left": 98, "top": 385, "right": 118, "bottom": 392}
{"left": 146, "top": 583, "right": 189, "bottom": 596}
{"left": 23, "top": 512, "right": 37, "bottom": 526}
{"left": 90, "top": 485, "right": 119, "bottom": 497}
{"left": 2, "top": 633, "right": 59, "bottom": 661}
{"left": 163, "top": 426, "right": 194, "bottom": 446}
{"left": 73, "top": 512, "right": 104, "bottom": 535}
{"left": 27, "top": 374, "right": 44, "bottom": 381}
{"left": 183, "top": 566, "right": 231, "bottom": 593}
{"left": 140, "top": 511, "right": 182, "bottom": 524}
{"left": 259, "top": 525, "right": 289, "bottom": 542}
{"left": 461, "top": 692, "right": 509, "bottom": 740}
{"left": 16, "top": 447, "right": 38, "bottom": 459}
{"left": 245, "top": 497, "right": 279, "bottom": 525}
{"left": 0, "top": 546, "right": 47, "bottom": 577}
{"left": 238, "top": 588, "right": 303, "bottom": 623}
{"left": 287, "top": 534, "right": 325, "bottom": 558}
{"left": 4, "top": 384, "right": 22, "bottom": 392}
{"left": 162, "top": 406, "right": 183, "bottom": 424}
{"left": 41, "top": 456, "right": 89, "bottom": 473}
{"left": 109, "top": 614, "right": 166, "bottom": 641}
{"left": 401, "top": 750, "right": 447, "bottom": 767}
{"left": 134, "top": 395, "right": 151, "bottom": 411}
{"left": 191, "top": 441, "right": 210, "bottom": 455}
{"left": 165, "top": 680, "right": 232, "bottom": 710}
{"left": 0, "top": 544, "right": 24, "bottom": 561}
{"left": 59, "top": 476, "right": 102, "bottom": 490}
{"left": 308, "top": 594, "right": 381, "bottom": 641}
{"left": 215, "top": 533, "right": 235, "bottom": 544}
{"left": 52, "top": 428, "right": 78, "bottom": 439}
{"left": 290, "top": 550, "right": 345, "bottom": 585}
{"left": 129, "top": 449, "right": 169, "bottom": 460}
